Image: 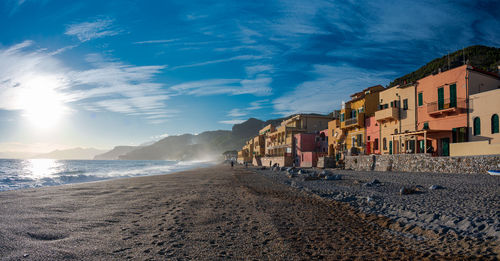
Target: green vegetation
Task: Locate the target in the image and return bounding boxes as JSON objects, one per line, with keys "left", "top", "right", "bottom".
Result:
{"left": 389, "top": 45, "right": 500, "bottom": 87}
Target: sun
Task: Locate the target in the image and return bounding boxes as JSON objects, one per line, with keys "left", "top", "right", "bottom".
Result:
{"left": 19, "top": 75, "right": 68, "bottom": 130}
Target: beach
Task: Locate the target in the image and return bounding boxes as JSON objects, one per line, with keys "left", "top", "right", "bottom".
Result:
{"left": 0, "top": 165, "right": 498, "bottom": 260}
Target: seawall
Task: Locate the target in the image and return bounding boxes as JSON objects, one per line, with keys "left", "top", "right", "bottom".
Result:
{"left": 345, "top": 154, "right": 500, "bottom": 174}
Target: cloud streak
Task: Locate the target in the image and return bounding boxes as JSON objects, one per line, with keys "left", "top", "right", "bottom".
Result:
{"left": 0, "top": 41, "right": 172, "bottom": 124}
{"left": 65, "top": 18, "right": 120, "bottom": 42}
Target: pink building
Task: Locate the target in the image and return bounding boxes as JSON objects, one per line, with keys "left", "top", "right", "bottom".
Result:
{"left": 294, "top": 130, "right": 328, "bottom": 167}
{"left": 365, "top": 116, "right": 380, "bottom": 154}
{"left": 415, "top": 65, "right": 500, "bottom": 156}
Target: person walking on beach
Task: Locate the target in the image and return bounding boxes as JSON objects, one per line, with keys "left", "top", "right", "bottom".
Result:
{"left": 231, "top": 161, "right": 234, "bottom": 168}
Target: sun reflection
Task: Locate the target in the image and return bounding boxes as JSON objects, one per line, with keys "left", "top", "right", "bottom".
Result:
{"left": 24, "top": 159, "right": 62, "bottom": 179}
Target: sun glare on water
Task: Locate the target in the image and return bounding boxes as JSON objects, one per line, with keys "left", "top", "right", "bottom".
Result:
{"left": 19, "top": 75, "right": 68, "bottom": 130}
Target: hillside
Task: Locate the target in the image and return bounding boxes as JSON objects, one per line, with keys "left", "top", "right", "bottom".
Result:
{"left": 118, "top": 118, "right": 272, "bottom": 161}
{"left": 389, "top": 45, "right": 500, "bottom": 87}
{"left": 93, "top": 146, "right": 140, "bottom": 160}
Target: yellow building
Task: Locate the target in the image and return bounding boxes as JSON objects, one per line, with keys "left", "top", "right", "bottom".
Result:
{"left": 237, "top": 139, "right": 253, "bottom": 164}
{"left": 327, "top": 118, "right": 345, "bottom": 160}
{"left": 262, "top": 114, "right": 331, "bottom": 166}
{"left": 340, "top": 85, "right": 385, "bottom": 155}
{"left": 375, "top": 83, "right": 417, "bottom": 154}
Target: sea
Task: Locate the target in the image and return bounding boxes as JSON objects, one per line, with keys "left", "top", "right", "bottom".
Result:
{"left": 0, "top": 159, "right": 214, "bottom": 191}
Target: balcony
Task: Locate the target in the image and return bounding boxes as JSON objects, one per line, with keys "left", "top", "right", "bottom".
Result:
{"left": 427, "top": 98, "right": 466, "bottom": 116}
{"left": 341, "top": 113, "right": 365, "bottom": 129}
{"left": 375, "top": 107, "right": 399, "bottom": 122}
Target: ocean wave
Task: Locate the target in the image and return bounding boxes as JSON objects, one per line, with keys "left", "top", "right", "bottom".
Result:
{"left": 0, "top": 159, "right": 212, "bottom": 191}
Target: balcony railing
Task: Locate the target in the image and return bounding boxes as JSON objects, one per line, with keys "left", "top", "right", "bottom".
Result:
{"left": 375, "top": 107, "right": 399, "bottom": 122}
{"left": 427, "top": 98, "right": 466, "bottom": 115}
{"left": 341, "top": 113, "right": 365, "bottom": 129}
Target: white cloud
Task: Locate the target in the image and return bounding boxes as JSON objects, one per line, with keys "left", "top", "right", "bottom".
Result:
{"left": 170, "top": 55, "right": 263, "bottom": 70}
{"left": 170, "top": 76, "right": 272, "bottom": 97}
{"left": 134, "top": 39, "right": 179, "bottom": 44}
{"left": 248, "top": 99, "right": 269, "bottom": 110}
{"left": 245, "top": 65, "right": 273, "bottom": 77}
{"left": 219, "top": 119, "right": 246, "bottom": 125}
{"left": 273, "top": 64, "right": 395, "bottom": 116}
{"left": 228, "top": 108, "right": 247, "bottom": 117}
{"left": 0, "top": 42, "right": 172, "bottom": 124}
{"left": 65, "top": 18, "right": 120, "bottom": 42}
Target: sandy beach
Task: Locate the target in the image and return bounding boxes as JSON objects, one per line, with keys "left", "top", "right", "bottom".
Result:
{"left": 0, "top": 165, "right": 497, "bottom": 260}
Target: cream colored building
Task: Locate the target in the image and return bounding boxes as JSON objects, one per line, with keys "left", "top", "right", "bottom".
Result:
{"left": 375, "top": 83, "right": 417, "bottom": 154}
{"left": 451, "top": 88, "right": 500, "bottom": 156}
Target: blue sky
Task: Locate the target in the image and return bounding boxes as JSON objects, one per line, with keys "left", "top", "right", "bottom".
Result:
{"left": 0, "top": 0, "right": 499, "bottom": 153}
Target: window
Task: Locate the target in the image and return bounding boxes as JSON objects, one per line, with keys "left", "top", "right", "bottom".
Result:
{"left": 340, "top": 113, "right": 344, "bottom": 122}
{"left": 374, "top": 138, "right": 379, "bottom": 150}
{"left": 449, "top": 84, "right": 457, "bottom": 108}
{"left": 390, "top": 101, "right": 394, "bottom": 108}
{"left": 418, "top": 92, "right": 423, "bottom": 106}
{"left": 403, "top": 99, "right": 408, "bottom": 110}
{"left": 438, "top": 87, "right": 444, "bottom": 110}
{"left": 352, "top": 110, "right": 357, "bottom": 118}
{"left": 384, "top": 104, "right": 389, "bottom": 109}
{"left": 473, "top": 117, "right": 481, "bottom": 136}
{"left": 423, "top": 122, "right": 429, "bottom": 130}
{"left": 383, "top": 138, "right": 387, "bottom": 150}
{"left": 356, "top": 134, "right": 362, "bottom": 146}
{"left": 492, "top": 114, "right": 499, "bottom": 134}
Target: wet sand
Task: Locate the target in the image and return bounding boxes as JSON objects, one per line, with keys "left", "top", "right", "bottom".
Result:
{"left": 0, "top": 165, "right": 496, "bottom": 260}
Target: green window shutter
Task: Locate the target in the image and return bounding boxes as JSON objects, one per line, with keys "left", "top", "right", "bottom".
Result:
{"left": 474, "top": 117, "right": 481, "bottom": 136}
{"left": 449, "top": 84, "right": 457, "bottom": 108}
{"left": 340, "top": 113, "right": 344, "bottom": 122}
{"left": 390, "top": 101, "right": 394, "bottom": 108}
{"left": 403, "top": 99, "right": 408, "bottom": 110}
{"left": 418, "top": 93, "right": 423, "bottom": 106}
{"left": 438, "top": 87, "right": 444, "bottom": 110}
{"left": 353, "top": 110, "right": 357, "bottom": 118}
{"left": 423, "top": 122, "right": 429, "bottom": 130}
{"left": 492, "top": 114, "right": 499, "bottom": 134}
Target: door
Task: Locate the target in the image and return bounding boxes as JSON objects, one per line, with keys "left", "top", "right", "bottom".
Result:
{"left": 419, "top": 140, "right": 424, "bottom": 153}
{"left": 440, "top": 138, "right": 450, "bottom": 156}
{"left": 366, "top": 142, "right": 371, "bottom": 155}
{"left": 389, "top": 141, "right": 393, "bottom": 154}
{"left": 409, "top": 140, "right": 415, "bottom": 153}
{"left": 438, "top": 87, "right": 444, "bottom": 110}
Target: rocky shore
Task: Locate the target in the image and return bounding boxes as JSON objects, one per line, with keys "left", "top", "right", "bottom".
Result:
{"left": 255, "top": 166, "right": 500, "bottom": 243}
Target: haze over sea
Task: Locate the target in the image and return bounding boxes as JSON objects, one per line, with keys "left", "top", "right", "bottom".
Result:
{"left": 0, "top": 159, "right": 212, "bottom": 191}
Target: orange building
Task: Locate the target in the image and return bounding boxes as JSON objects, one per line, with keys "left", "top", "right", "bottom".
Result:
{"left": 413, "top": 65, "right": 499, "bottom": 156}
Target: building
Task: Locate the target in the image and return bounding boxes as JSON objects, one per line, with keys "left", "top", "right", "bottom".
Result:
{"left": 262, "top": 114, "right": 332, "bottom": 167}
{"left": 375, "top": 83, "right": 417, "bottom": 154}
{"left": 450, "top": 88, "right": 500, "bottom": 156}
{"left": 340, "top": 85, "right": 385, "bottom": 155}
{"left": 294, "top": 130, "right": 328, "bottom": 167}
{"left": 237, "top": 139, "right": 253, "bottom": 164}
{"left": 251, "top": 134, "right": 266, "bottom": 166}
{"left": 327, "top": 119, "right": 345, "bottom": 160}
{"left": 414, "top": 65, "right": 499, "bottom": 156}
{"left": 365, "top": 116, "right": 380, "bottom": 154}
{"left": 222, "top": 150, "right": 237, "bottom": 161}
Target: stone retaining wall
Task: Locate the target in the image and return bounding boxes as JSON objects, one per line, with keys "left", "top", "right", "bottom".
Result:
{"left": 345, "top": 154, "right": 500, "bottom": 174}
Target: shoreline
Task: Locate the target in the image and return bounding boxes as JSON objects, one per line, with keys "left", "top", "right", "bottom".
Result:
{"left": 0, "top": 159, "right": 216, "bottom": 192}
{"left": 0, "top": 165, "right": 498, "bottom": 259}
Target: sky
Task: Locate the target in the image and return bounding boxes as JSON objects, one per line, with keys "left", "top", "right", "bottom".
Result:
{"left": 0, "top": 0, "right": 499, "bottom": 153}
